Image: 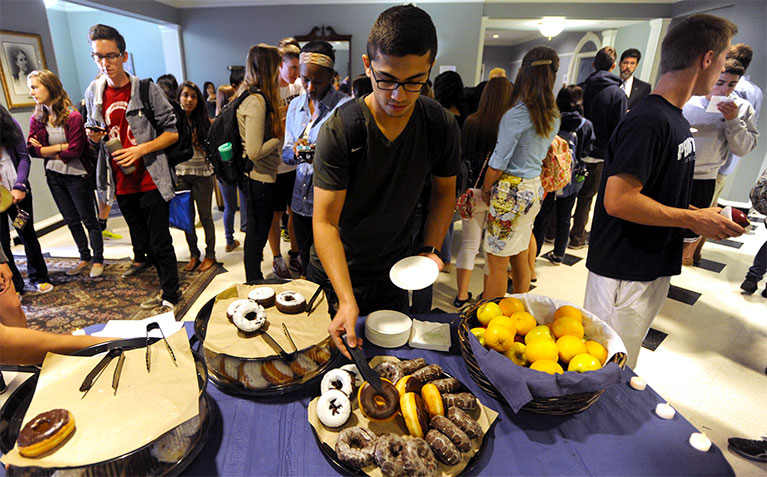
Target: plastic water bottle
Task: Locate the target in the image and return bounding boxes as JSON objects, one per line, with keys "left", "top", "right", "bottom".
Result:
{"left": 105, "top": 137, "right": 136, "bottom": 174}
{"left": 219, "top": 142, "right": 233, "bottom": 162}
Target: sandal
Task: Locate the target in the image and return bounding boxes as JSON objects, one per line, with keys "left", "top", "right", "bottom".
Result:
{"left": 453, "top": 292, "right": 473, "bottom": 308}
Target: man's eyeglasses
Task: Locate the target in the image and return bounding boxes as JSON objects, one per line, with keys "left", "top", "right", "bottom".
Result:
{"left": 369, "top": 65, "right": 430, "bottom": 93}
{"left": 91, "top": 52, "right": 123, "bottom": 62}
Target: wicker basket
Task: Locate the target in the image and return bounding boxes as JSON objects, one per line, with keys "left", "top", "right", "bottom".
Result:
{"left": 458, "top": 297, "right": 626, "bottom": 415}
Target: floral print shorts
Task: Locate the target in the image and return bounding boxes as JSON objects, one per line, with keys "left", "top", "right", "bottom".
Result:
{"left": 483, "top": 174, "right": 543, "bottom": 257}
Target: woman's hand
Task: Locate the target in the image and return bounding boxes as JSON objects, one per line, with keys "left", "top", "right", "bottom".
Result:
{"left": 11, "top": 190, "right": 26, "bottom": 204}
{"left": 481, "top": 189, "right": 491, "bottom": 206}
{"left": 28, "top": 137, "right": 42, "bottom": 148}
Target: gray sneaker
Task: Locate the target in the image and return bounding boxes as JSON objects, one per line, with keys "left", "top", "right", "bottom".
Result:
{"left": 122, "top": 262, "right": 150, "bottom": 278}
{"left": 140, "top": 293, "right": 163, "bottom": 309}
{"left": 272, "top": 256, "right": 291, "bottom": 279}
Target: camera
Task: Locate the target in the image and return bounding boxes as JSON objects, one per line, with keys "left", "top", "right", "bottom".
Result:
{"left": 296, "top": 144, "right": 315, "bottom": 164}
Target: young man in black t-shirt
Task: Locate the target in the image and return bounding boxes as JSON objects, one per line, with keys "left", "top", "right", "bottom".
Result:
{"left": 584, "top": 14, "right": 744, "bottom": 368}
{"left": 311, "top": 5, "right": 460, "bottom": 357}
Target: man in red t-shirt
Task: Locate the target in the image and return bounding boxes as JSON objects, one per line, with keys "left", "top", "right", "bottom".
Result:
{"left": 84, "top": 24, "right": 181, "bottom": 310}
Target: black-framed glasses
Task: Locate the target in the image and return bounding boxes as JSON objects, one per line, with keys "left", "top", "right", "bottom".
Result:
{"left": 369, "top": 65, "right": 430, "bottom": 92}
{"left": 91, "top": 52, "right": 123, "bottom": 62}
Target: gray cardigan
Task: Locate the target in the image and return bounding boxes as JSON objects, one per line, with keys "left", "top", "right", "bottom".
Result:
{"left": 83, "top": 75, "right": 178, "bottom": 203}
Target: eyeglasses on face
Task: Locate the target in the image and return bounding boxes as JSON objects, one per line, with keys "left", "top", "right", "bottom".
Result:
{"left": 91, "top": 52, "right": 123, "bottom": 62}
{"left": 369, "top": 65, "right": 430, "bottom": 93}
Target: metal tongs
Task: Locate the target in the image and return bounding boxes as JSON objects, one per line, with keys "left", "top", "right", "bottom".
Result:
{"left": 146, "top": 322, "right": 178, "bottom": 372}
{"left": 80, "top": 347, "right": 125, "bottom": 396}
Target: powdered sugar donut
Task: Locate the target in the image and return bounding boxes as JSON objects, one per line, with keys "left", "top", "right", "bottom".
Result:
{"left": 317, "top": 389, "right": 352, "bottom": 428}
{"left": 232, "top": 302, "right": 266, "bottom": 333}
{"left": 248, "top": 287, "right": 276, "bottom": 307}
{"left": 275, "top": 291, "right": 307, "bottom": 314}
{"left": 321, "top": 368, "right": 355, "bottom": 396}
{"left": 341, "top": 364, "right": 364, "bottom": 388}
{"left": 226, "top": 299, "right": 251, "bottom": 319}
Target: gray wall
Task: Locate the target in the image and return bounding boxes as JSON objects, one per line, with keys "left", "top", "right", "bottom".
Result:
{"left": 0, "top": 0, "right": 59, "bottom": 222}
{"left": 613, "top": 21, "right": 653, "bottom": 83}
{"left": 672, "top": 0, "right": 767, "bottom": 203}
{"left": 178, "top": 2, "right": 483, "bottom": 90}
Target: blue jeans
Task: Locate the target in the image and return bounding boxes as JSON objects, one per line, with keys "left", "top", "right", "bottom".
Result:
{"left": 244, "top": 179, "right": 275, "bottom": 282}
{"left": 746, "top": 238, "right": 767, "bottom": 281}
{"left": 178, "top": 175, "right": 215, "bottom": 260}
{"left": 218, "top": 177, "right": 249, "bottom": 245}
{"left": 46, "top": 170, "right": 103, "bottom": 263}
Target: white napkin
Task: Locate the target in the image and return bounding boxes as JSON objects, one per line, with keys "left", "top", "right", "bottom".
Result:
{"left": 408, "top": 319, "right": 451, "bottom": 352}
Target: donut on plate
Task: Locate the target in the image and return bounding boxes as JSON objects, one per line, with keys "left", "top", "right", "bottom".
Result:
{"left": 261, "top": 360, "right": 294, "bottom": 385}
{"left": 412, "top": 364, "right": 442, "bottom": 383}
{"left": 400, "top": 392, "right": 430, "bottom": 439}
{"left": 275, "top": 291, "right": 307, "bottom": 314}
{"left": 374, "top": 361, "right": 403, "bottom": 386}
{"left": 232, "top": 302, "right": 266, "bottom": 333}
{"left": 421, "top": 383, "right": 444, "bottom": 418}
{"left": 226, "top": 299, "right": 251, "bottom": 319}
{"left": 317, "top": 389, "right": 352, "bottom": 428}
{"left": 395, "top": 375, "right": 422, "bottom": 397}
{"left": 447, "top": 406, "right": 483, "bottom": 439}
{"left": 404, "top": 437, "right": 438, "bottom": 477}
{"left": 430, "top": 377, "right": 461, "bottom": 394}
{"left": 247, "top": 287, "right": 276, "bottom": 307}
{"left": 442, "top": 392, "right": 478, "bottom": 411}
{"left": 305, "top": 345, "right": 331, "bottom": 365}
{"left": 358, "top": 379, "right": 399, "bottom": 422}
{"left": 321, "top": 368, "right": 355, "bottom": 396}
{"left": 430, "top": 415, "right": 471, "bottom": 452}
{"left": 425, "top": 429, "right": 461, "bottom": 466}
{"left": 340, "top": 364, "right": 364, "bottom": 388}
{"left": 399, "top": 358, "right": 427, "bottom": 375}
{"left": 17, "top": 409, "right": 75, "bottom": 457}
{"left": 374, "top": 433, "right": 408, "bottom": 477}
{"left": 335, "top": 426, "right": 378, "bottom": 470}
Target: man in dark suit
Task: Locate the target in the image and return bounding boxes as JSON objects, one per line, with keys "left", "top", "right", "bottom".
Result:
{"left": 619, "top": 48, "right": 652, "bottom": 109}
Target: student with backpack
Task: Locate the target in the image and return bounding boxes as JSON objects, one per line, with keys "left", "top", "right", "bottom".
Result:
{"left": 176, "top": 81, "right": 217, "bottom": 272}
{"left": 481, "top": 46, "right": 560, "bottom": 299}
{"left": 532, "top": 85, "right": 595, "bottom": 264}
{"left": 311, "top": 5, "right": 460, "bottom": 358}
{"left": 84, "top": 24, "right": 181, "bottom": 311}
{"left": 236, "top": 44, "right": 285, "bottom": 282}
{"left": 27, "top": 69, "right": 104, "bottom": 278}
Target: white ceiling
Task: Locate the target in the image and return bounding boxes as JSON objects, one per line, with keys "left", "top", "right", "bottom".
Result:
{"left": 485, "top": 18, "right": 644, "bottom": 46}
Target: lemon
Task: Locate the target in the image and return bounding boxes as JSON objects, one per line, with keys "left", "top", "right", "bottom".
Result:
{"left": 530, "top": 360, "right": 564, "bottom": 375}
{"left": 585, "top": 340, "right": 608, "bottom": 365}
{"left": 553, "top": 305, "right": 583, "bottom": 323}
{"left": 525, "top": 339, "right": 558, "bottom": 363}
{"left": 524, "top": 325, "right": 554, "bottom": 344}
{"left": 551, "top": 316, "right": 584, "bottom": 339}
{"left": 477, "top": 302, "right": 503, "bottom": 326}
{"left": 568, "top": 353, "right": 602, "bottom": 372}
{"left": 556, "top": 335, "right": 587, "bottom": 364}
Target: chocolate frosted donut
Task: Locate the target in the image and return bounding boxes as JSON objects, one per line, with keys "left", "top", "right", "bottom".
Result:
{"left": 335, "top": 427, "right": 378, "bottom": 470}
{"left": 358, "top": 379, "right": 399, "bottom": 422}
{"left": 399, "top": 358, "right": 427, "bottom": 375}
{"left": 430, "top": 415, "right": 471, "bottom": 452}
{"left": 412, "top": 364, "right": 442, "bottom": 383}
{"left": 395, "top": 375, "right": 422, "bottom": 397}
{"left": 374, "top": 433, "right": 408, "bottom": 476}
{"left": 447, "top": 406, "right": 483, "bottom": 439}
{"left": 275, "top": 291, "right": 307, "bottom": 314}
{"left": 404, "top": 437, "right": 438, "bottom": 477}
{"left": 374, "top": 361, "right": 403, "bottom": 385}
{"left": 443, "top": 392, "right": 478, "bottom": 411}
{"left": 425, "top": 429, "right": 461, "bottom": 466}
{"left": 17, "top": 409, "right": 75, "bottom": 457}
{"left": 430, "top": 377, "right": 461, "bottom": 394}
{"left": 247, "top": 287, "right": 275, "bottom": 307}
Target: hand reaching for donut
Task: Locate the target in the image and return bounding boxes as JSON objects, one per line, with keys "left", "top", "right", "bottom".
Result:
{"left": 328, "top": 300, "right": 362, "bottom": 360}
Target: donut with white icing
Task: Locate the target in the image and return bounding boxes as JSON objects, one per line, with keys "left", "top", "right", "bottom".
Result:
{"left": 248, "top": 287, "right": 276, "bottom": 307}
{"left": 317, "top": 389, "right": 352, "bottom": 428}
{"left": 321, "top": 368, "right": 355, "bottom": 396}
{"left": 275, "top": 291, "right": 307, "bottom": 314}
{"left": 226, "top": 299, "right": 251, "bottom": 319}
{"left": 232, "top": 302, "right": 267, "bottom": 333}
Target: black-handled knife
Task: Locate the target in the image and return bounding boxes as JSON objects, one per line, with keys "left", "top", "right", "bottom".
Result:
{"left": 341, "top": 334, "right": 382, "bottom": 392}
{"left": 80, "top": 347, "right": 123, "bottom": 393}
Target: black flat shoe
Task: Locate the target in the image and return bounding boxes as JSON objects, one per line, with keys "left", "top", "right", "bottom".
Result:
{"left": 453, "top": 292, "right": 473, "bottom": 308}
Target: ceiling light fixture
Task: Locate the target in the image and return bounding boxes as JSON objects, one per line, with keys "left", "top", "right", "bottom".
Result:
{"left": 538, "top": 16, "right": 566, "bottom": 40}
{"left": 44, "top": 0, "right": 58, "bottom": 7}
{"left": 492, "top": 34, "right": 499, "bottom": 39}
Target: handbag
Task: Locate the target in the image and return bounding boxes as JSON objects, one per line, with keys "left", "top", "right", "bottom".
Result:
{"left": 169, "top": 190, "right": 195, "bottom": 234}
{"left": 456, "top": 154, "right": 490, "bottom": 220}
{"left": 750, "top": 168, "right": 767, "bottom": 216}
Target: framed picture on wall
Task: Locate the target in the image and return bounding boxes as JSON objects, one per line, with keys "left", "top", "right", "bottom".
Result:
{"left": 0, "top": 30, "right": 47, "bottom": 109}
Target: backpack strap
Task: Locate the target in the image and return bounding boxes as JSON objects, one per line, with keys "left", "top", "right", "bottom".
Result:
{"left": 139, "top": 78, "right": 160, "bottom": 133}
{"left": 418, "top": 96, "right": 449, "bottom": 167}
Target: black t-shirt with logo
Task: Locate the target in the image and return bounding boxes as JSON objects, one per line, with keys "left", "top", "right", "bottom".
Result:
{"left": 313, "top": 97, "right": 460, "bottom": 279}
{"left": 586, "top": 95, "right": 696, "bottom": 281}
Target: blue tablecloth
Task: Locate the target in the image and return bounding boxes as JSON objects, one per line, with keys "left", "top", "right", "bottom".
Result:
{"left": 2, "top": 316, "right": 734, "bottom": 476}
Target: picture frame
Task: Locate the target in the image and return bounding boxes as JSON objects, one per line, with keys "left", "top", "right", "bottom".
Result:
{"left": 0, "top": 30, "right": 47, "bottom": 109}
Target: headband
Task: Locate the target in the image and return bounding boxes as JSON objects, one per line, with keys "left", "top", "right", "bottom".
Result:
{"left": 299, "top": 52, "right": 334, "bottom": 69}
{"left": 525, "top": 59, "right": 553, "bottom": 67}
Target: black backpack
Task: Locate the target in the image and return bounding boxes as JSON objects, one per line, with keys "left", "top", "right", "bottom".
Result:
{"left": 139, "top": 78, "right": 194, "bottom": 168}
{"left": 204, "top": 87, "right": 271, "bottom": 185}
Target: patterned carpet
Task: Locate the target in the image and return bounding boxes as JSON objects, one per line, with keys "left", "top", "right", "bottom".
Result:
{"left": 14, "top": 256, "right": 223, "bottom": 334}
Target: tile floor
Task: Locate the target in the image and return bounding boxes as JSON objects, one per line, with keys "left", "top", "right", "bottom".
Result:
{"left": 2, "top": 207, "right": 766, "bottom": 475}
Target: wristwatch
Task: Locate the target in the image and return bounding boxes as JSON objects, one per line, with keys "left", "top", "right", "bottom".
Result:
{"left": 418, "top": 246, "right": 440, "bottom": 256}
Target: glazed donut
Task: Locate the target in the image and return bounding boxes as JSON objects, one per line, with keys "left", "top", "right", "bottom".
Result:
{"left": 395, "top": 375, "right": 422, "bottom": 397}
{"left": 447, "top": 407, "right": 483, "bottom": 439}
{"left": 412, "top": 364, "right": 442, "bottom": 383}
{"left": 289, "top": 354, "right": 317, "bottom": 378}
{"left": 442, "top": 392, "right": 478, "bottom": 411}
{"left": 239, "top": 361, "right": 268, "bottom": 389}
{"left": 321, "top": 368, "right": 355, "bottom": 396}
{"left": 232, "top": 302, "right": 266, "bottom": 333}
{"left": 335, "top": 426, "right": 378, "bottom": 470}
{"left": 317, "top": 389, "right": 352, "bottom": 428}
{"left": 275, "top": 291, "right": 307, "bottom": 314}
{"left": 375, "top": 361, "right": 403, "bottom": 386}
{"left": 261, "top": 360, "right": 294, "bottom": 385}
{"left": 226, "top": 299, "right": 251, "bottom": 319}
{"left": 247, "top": 286, "right": 276, "bottom": 307}
{"left": 358, "top": 379, "right": 399, "bottom": 422}
{"left": 340, "top": 364, "right": 364, "bottom": 388}
{"left": 17, "top": 409, "right": 75, "bottom": 457}
{"left": 374, "top": 433, "right": 408, "bottom": 477}
{"left": 399, "top": 358, "right": 427, "bottom": 375}
{"left": 425, "top": 429, "right": 461, "bottom": 466}
{"left": 399, "top": 392, "right": 430, "bottom": 439}
{"left": 305, "top": 345, "right": 331, "bottom": 365}
{"left": 430, "top": 415, "right": 471, "bottom": 452}
{"left": 404, "top": 437, "right": 438, "bottom": 477}
{"left": 430, "top": 377, "right": 461, "bottom": 394}
{"left": 420, "top": 383, "right": 444, "bottom": 418}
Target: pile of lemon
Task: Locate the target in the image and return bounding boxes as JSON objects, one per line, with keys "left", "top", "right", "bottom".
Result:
{"left": 470, "top": 297, "right": 608, "bottom": 375}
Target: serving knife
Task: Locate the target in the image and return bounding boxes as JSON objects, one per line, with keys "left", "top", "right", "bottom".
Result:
{"left": 341, "top": 334, "right": 382, "bottom": 392}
